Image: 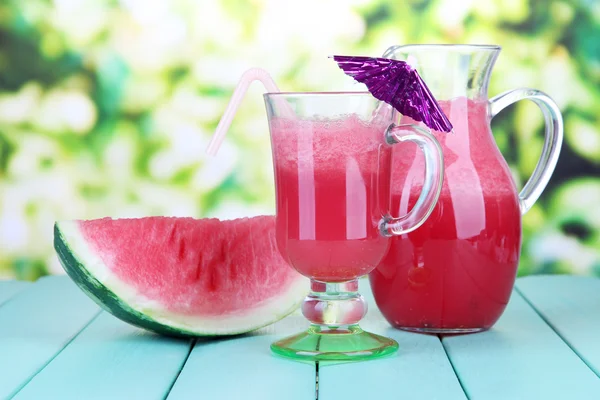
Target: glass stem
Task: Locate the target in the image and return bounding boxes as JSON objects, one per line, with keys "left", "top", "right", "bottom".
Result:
{"left": 301, "top": 279, "right": 367, "bottom": 331}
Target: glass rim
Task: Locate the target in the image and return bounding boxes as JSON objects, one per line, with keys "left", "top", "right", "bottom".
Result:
{"left": 264, "top": 91, "right": 372, "bottom": 98}
{"left": 384, "top": 43, "right": 501, "bottom": 54}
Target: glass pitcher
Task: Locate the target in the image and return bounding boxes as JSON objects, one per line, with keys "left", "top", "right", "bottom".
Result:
{"left": 369, "top": 44, "right": 563, "bottom": 333}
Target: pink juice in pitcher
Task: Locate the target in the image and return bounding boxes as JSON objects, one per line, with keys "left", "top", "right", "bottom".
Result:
{"left": 370, "top": 97, "right": 522, "bottom": 332}
{"left": 270, "top": 115, "right": 392, "bottom": 283}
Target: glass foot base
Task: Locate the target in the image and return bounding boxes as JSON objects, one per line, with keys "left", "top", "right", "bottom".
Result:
{"left": 271, "top": 324, "right": 398, "bottom": 362}
{"left": 399, "top": 326, "right": 488, "bottom": 334}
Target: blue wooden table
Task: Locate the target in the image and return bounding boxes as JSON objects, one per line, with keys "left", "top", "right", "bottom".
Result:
{"left": 1, "top": 275, "right": 600, "bottom": 399}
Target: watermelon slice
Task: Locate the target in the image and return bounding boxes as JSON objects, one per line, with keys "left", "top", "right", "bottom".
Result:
{"left": 54, "top": 216, "right": 308, "bottom": 337}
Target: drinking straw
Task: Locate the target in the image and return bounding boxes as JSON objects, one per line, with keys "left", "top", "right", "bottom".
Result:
{"left": 206, "top": 67, "right": 286, "bottom": 156}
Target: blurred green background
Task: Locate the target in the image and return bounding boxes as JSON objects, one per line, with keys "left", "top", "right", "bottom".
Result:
{"left": 0, "top": 0, "right": 598, "bottom": 280}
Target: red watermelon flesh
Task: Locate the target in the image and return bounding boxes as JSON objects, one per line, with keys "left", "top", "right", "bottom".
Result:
{"left": 54, "top": 215, "right": 309, "bottom": 337}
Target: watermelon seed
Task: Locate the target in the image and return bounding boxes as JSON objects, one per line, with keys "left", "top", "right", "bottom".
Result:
{"left": 177, "top": 239, "right": 187, "bottom": 261}
{"left": 167, "top": 224, "right": 177, "bottom": 244}
{"left": 194, "top": 254, "right": 203, "bottom": 282}
{"left": 207, "top": 260, "right": 218, "bottom": 292}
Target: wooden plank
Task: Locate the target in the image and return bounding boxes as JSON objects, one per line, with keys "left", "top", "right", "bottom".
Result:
{"left": 517, "top": 275, "right": 600, "bottom": 377}
{"left": 0, "top": 279, "right": 31, "bottom": 306}
{"left": 13, "top": 311, "right": 193, "bottom": 400}
{"left": 442, "top": 289, "right": 600, "bottom": 400}
{"left": 166, "top": 310, "right": 315, "bottom": 400}
{"left": 0, "top": 276, "right": 100, "bottom": 399}
{"left": 318, "top": 279, "right": 467, "bottom": 400}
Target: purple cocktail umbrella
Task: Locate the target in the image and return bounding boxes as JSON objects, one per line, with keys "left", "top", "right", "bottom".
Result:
{"left": 332, "top": 55, "right": 453, "bottom": 133}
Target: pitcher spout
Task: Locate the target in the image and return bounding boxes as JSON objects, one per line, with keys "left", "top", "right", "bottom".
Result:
{"left": 383, "top": 44, "right": 501, "bottom": 101}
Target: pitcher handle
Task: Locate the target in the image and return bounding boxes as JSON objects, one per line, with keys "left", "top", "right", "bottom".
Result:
{"left": 380, "top": 124, "right": 444, "bottom": 237}
{"left": 489, "top": 89, "right": 564, "bottom": 215}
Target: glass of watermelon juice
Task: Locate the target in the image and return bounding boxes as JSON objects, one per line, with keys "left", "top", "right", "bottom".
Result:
{"left": 265, "top": 92, "right": 444, "bottom": 361}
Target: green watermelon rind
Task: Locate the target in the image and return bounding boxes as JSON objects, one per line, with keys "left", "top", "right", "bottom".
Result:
{"left": 54, "top": 222, "right": 307, "bottom": 338}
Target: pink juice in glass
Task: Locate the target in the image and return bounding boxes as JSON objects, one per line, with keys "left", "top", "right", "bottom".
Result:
{"left": 370, "top": 97, "right": 523, "bottom": 331}
{"left": 265, "top": 91, "right": 444, "bottom": 361}
{"left": 270, "top": 115, "right": 392, "bottom": 282}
